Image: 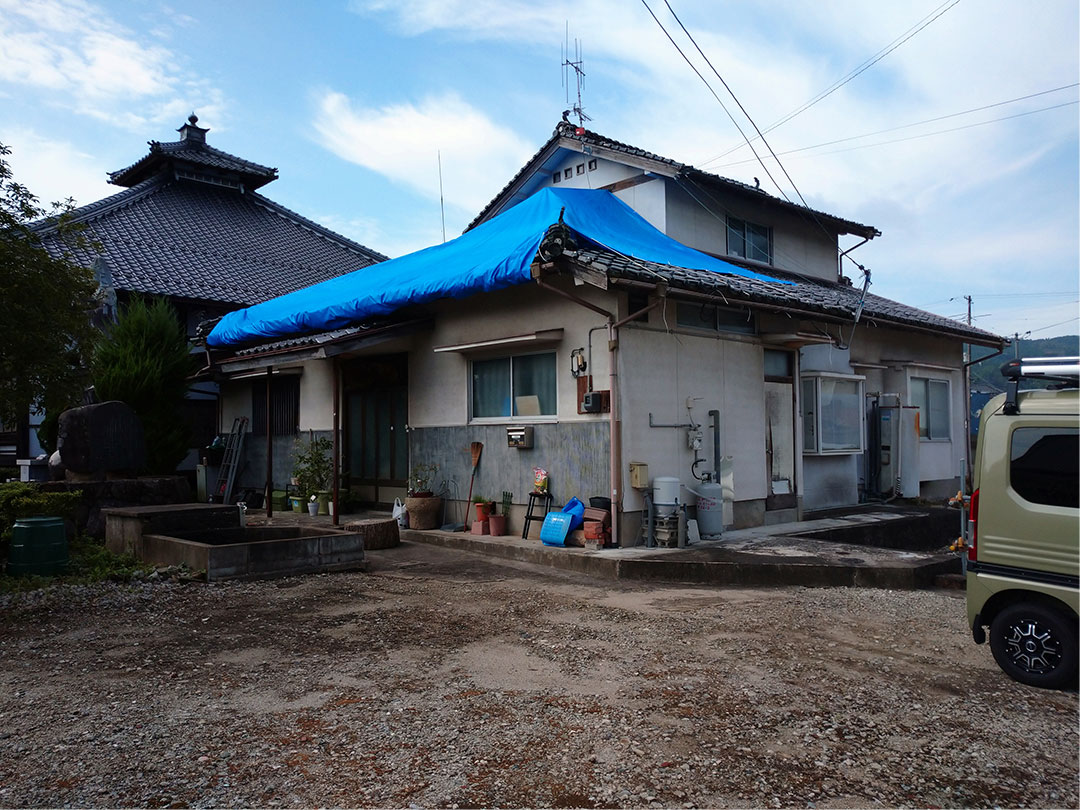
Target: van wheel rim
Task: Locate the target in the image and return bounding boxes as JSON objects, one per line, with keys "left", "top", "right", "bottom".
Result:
{"left": 1004, "top": 619, "right": 1062, "bottom": 674}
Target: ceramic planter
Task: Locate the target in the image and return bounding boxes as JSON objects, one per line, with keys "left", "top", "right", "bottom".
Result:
{"left": 488, "top": 513, "right": 507, "bottom": 536}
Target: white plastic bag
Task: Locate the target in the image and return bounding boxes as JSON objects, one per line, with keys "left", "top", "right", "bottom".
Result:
{"left": 392, "top": 497, "right": 408, "bottom": 528}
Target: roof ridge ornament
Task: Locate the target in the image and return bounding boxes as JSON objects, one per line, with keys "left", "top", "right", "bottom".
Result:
{"left": 177, "top": 113, "right": 208, "bottom": 144}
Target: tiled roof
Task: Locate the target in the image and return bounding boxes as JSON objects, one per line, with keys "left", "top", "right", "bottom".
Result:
{"left": 468, "top": 121, "right": 879, "bottom": 239}
{"left": 570, "top": 248, "right": 1004, "bottom": 346}
{"left": 109, "top": 140, "right": 278, "bottom": 189}
{"left": 34, "top": 175, "right": 386, "bottom": 307}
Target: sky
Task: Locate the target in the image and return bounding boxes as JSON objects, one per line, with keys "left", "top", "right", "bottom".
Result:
{"left": 1, "top": 0, "right": 1077, "bottom": 340}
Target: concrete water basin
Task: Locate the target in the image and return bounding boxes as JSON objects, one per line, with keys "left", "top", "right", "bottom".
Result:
{"left": 104, "top": 504, "right": 387, "bottom": 581}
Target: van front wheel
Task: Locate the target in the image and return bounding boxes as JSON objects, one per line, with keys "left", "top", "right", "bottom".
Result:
{"left": 989, "top": 603, "right": 1078, "bottom": 689}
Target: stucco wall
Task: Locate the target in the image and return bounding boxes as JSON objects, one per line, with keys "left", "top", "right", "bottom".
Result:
{"left": 663, "top": 181, "right": 840, "bottom": 281}
{"left": 408, "top": 282, "right": 613, "bottom": 428}
{"left": 618, "top": 310, "right": 768, "bottom": 515}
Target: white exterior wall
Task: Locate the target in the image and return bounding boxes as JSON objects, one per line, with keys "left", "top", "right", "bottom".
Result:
{"left": 409, "top": 282, "right": 613, "bottom": 428}
{"left": 618, "top": 313, "right": 768, "bottom": 515}
{"left": 544, "top": 154, "right": 668, "bottom": 233}
{"left": 664, "top": 181, "right": 840, "bottom": 281}
{"left": 850, "top": 326, "right": 966, "bottom": 492}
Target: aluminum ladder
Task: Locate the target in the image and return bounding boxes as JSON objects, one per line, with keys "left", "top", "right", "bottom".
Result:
{"left": 213, "top": 417, "right": 248, "bottom": 504}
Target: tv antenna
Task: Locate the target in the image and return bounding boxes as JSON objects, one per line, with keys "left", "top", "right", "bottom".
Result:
{"left": 561, "top": 25, "right": 591, "bottom": 128}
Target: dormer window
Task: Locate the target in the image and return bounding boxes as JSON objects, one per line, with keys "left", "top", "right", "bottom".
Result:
{"left": 727, "top": 216, "right": 771, "bottom": 264}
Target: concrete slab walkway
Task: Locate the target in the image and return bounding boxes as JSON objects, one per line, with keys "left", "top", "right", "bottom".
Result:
{"left": 251, "top": 505, "right": 964, "bottom": 589}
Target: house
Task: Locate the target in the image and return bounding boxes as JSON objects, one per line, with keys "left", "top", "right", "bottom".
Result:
{"left": 15, "top": 115, "right": 386, "bottom": 470}
{"left": 205, "top": 120, "right": 1005, "bottom": 543}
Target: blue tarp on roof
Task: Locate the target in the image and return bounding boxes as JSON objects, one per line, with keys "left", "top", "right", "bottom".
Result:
{"left": 207, "top": 186, "right": 787, "bottom": 347}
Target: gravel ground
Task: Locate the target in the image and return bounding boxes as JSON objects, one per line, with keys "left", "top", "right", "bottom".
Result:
{"left": 0, "top": 541, "right": 1076, "bottom": 809}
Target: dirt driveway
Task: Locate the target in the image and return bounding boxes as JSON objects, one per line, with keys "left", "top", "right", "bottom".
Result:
{"left": 0, "top": 542, "right": 1076, "bottom": 809}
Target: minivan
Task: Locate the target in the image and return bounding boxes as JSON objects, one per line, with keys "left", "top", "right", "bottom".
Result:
{"left": 966, "top": 357, "right": 1079, "bottom": 688}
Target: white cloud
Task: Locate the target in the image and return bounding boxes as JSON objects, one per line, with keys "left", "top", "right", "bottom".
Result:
{"left": 3, "top": 128, "right": 115, "bottom": 209}
{"left": 0, "top": 0, "right": 225, "bottom": 129}
{"left": 312, "top": 90, "right": 535, "bottom": 215}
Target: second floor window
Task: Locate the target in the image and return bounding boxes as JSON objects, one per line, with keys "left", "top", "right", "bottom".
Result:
{"left": 727, "top": 217, "right": 771, "bottom": 264}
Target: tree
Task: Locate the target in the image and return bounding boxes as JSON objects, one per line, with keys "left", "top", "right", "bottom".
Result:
{"left": 0, "top": 143, "right": 100, "bottom": 425}
{"left": 93, "top": 296, "right": 196, "bottom": 474}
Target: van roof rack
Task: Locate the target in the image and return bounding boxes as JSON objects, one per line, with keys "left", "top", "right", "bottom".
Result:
{"left": 1001, "top": 356, "right": 1080, "bottom": 414}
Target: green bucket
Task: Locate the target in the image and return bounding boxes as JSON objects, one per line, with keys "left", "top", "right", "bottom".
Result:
{"left": 8, "top": 516, "right": 69, "bottom": 576}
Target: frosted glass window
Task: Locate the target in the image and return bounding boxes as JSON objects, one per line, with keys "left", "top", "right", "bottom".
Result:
{"left": 801, "top": 374, "right": 864, "bottom": 454}
{"left": 819, "top": 378, "right": 862, "bottom": 451}
{"left": 472, "top": 352, "right": 556, "bottom": 419}
{"left": 911, "top": 377, "right": 950, "bottom": 439}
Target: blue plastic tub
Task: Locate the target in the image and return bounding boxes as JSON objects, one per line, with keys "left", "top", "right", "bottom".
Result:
{"left": 540, "top": 512, "right": 574, "bottom": 546}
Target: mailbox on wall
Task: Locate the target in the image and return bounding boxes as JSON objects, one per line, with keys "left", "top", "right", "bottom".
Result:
{"left": 507, "top": 426, "right": 534, "bottom": 449}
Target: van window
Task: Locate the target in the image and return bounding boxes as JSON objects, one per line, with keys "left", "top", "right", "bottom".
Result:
{"left": 1009, "top": 427, "right": 1079, "bottom": 508}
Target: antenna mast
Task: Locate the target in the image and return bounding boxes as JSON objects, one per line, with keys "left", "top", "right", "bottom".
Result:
{"left": 561, "top": 24, "right": 591, "bottom": 128}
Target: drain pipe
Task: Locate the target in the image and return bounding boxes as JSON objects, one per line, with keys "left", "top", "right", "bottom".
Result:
{"left": 535, "top": 276, "right": 666, "bottom": 548}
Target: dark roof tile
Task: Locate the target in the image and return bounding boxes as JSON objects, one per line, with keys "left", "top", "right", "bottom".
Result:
{"left": 571, "top": 248, "right": 1003, "bottom": 345}
{"left": 35, "top": 176, "right": 386, "bottom": 307}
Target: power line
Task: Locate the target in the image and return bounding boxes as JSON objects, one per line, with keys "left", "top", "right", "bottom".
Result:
{"left": 702, "top": 0, "right": 963, "bottom": 166}
{"left": 659, "top": 0, "right": 817, "bottom": 214}
{"left": 636, "top": 0, "right": 791, "bottom": 204}
{"left": 701, "top": 83, "right": 1077, "bottom": 170}
{"left": 1029, "top": 315, "right": 1080, "bottom": 334}
{"left": 712, "top": 100, "right": 1077, "bottom": 168}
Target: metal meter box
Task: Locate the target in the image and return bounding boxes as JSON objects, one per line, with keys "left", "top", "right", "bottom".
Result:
{"left": 507, "top": 425, "right": 534, "bottom": 449}
{"left": 628, "top": 461, "right": 649, "bottom": 489}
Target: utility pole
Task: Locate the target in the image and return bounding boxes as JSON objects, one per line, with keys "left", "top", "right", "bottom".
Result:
{"left": 962, "top": 296, "right": 972, "bottom": 495}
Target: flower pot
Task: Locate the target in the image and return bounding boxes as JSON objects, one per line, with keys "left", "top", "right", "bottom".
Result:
{"left": 488, "top": 513, "right": 507, "bottom": 536}
{"left": 289, "top": 495, "right": 303, "bottom": 513}
{"left": 307, "top": 501, "right": 319, "bottom": 516}
{"left": 405, "top": 496, "right": 442, "bottom": 530}
{"left": 317, "top": 491, "right": 331, "bottom": 515}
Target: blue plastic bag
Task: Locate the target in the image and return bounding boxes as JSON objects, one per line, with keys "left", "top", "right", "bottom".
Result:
{"left": 561, "top": 497, "right": 586, "bottom": 531}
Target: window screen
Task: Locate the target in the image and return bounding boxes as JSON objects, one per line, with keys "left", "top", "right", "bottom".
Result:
{"left": 1010, "top": 427, "right": 1079, "bottom": 508}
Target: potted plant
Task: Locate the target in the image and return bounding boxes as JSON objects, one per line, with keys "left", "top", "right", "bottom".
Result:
{"left": 489, "top": 491, "right": 511, "bottom": 536}
{"left": 473, "top": 494, "right": 493, "bottom": 523}
{"left": 292, "top": 433, "right": 332, "bottom": 515}
{"left": 404, "top": 462, "right": 442, "bottom": 530}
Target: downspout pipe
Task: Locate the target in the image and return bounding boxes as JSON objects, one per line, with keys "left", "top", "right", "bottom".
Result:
{"left": 535, "top": 275, "right": 666, "bottom": 548}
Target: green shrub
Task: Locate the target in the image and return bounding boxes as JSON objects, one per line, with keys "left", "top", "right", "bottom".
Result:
{"left": 93, "top": 296, "right": 195, "bottom": 474}
{"left": 0, "top": 535, "right": 153, "bottom": 593}
{"left": 0, "top": 482, "right": 81, "bottom": 538}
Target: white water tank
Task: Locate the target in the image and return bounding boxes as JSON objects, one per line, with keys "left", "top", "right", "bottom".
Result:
{"left": 652, "top": 476, "right": 681, "bottom": 515}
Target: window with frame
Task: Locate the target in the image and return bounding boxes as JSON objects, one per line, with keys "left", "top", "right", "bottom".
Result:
{"left": 675, "top": 302, "right": 755, "bottom": 335}
{"left": 727, "top": 216, "right": 772, "bottom": 264}
{"left": 910, "top": 377, "right": 950, "bottom": 440}
{"left": 801, "top": 373, "right": 864, "bottom": 454}
{"left": 1010, "top": 427, "right": 1079, "bottom": 508}
{"left": 251, "top": 377, "right": 300, "bottom": 436}
{"left": 472, "top": 352, "right": 557, "bottom": 419}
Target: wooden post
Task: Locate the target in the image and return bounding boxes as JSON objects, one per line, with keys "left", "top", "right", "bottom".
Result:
{"left": 332, "top": 357, "right": 340, "bottom": 526}
{"left": 265, "top": 366, "right": 273, "bottom": 519}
